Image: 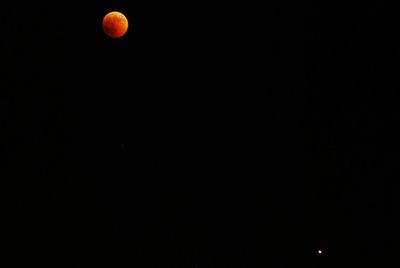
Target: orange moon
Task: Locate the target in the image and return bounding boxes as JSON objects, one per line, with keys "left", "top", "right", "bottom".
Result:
{"left": 102, "top": 11, "right": 129, "bottom": 38}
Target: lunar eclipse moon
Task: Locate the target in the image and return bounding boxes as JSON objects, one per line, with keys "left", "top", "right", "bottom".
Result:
{"left": 102, "top": 11, "right": 129, "bottom": 38}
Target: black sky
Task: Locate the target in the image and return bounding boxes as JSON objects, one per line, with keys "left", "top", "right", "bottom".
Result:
{"left": 3, "top": 1, "right": 395, "bottom": 267}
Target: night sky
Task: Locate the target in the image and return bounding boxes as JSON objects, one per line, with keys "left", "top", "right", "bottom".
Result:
{"left": 3, "top": 1, "right": 394, "bottom": 267}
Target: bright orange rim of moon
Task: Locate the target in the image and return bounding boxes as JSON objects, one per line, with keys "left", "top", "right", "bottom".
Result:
{"left": 102, "top": 11, "right": 129, "bottom": 38}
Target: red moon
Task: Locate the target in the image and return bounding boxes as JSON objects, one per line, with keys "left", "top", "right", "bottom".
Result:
{"left": 102, "top": 11, "right": 129, "bottom": 38}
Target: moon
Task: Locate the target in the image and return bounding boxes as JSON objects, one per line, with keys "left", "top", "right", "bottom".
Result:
{"left": 102, "top": 11, "right": 129, "bottom": 38}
